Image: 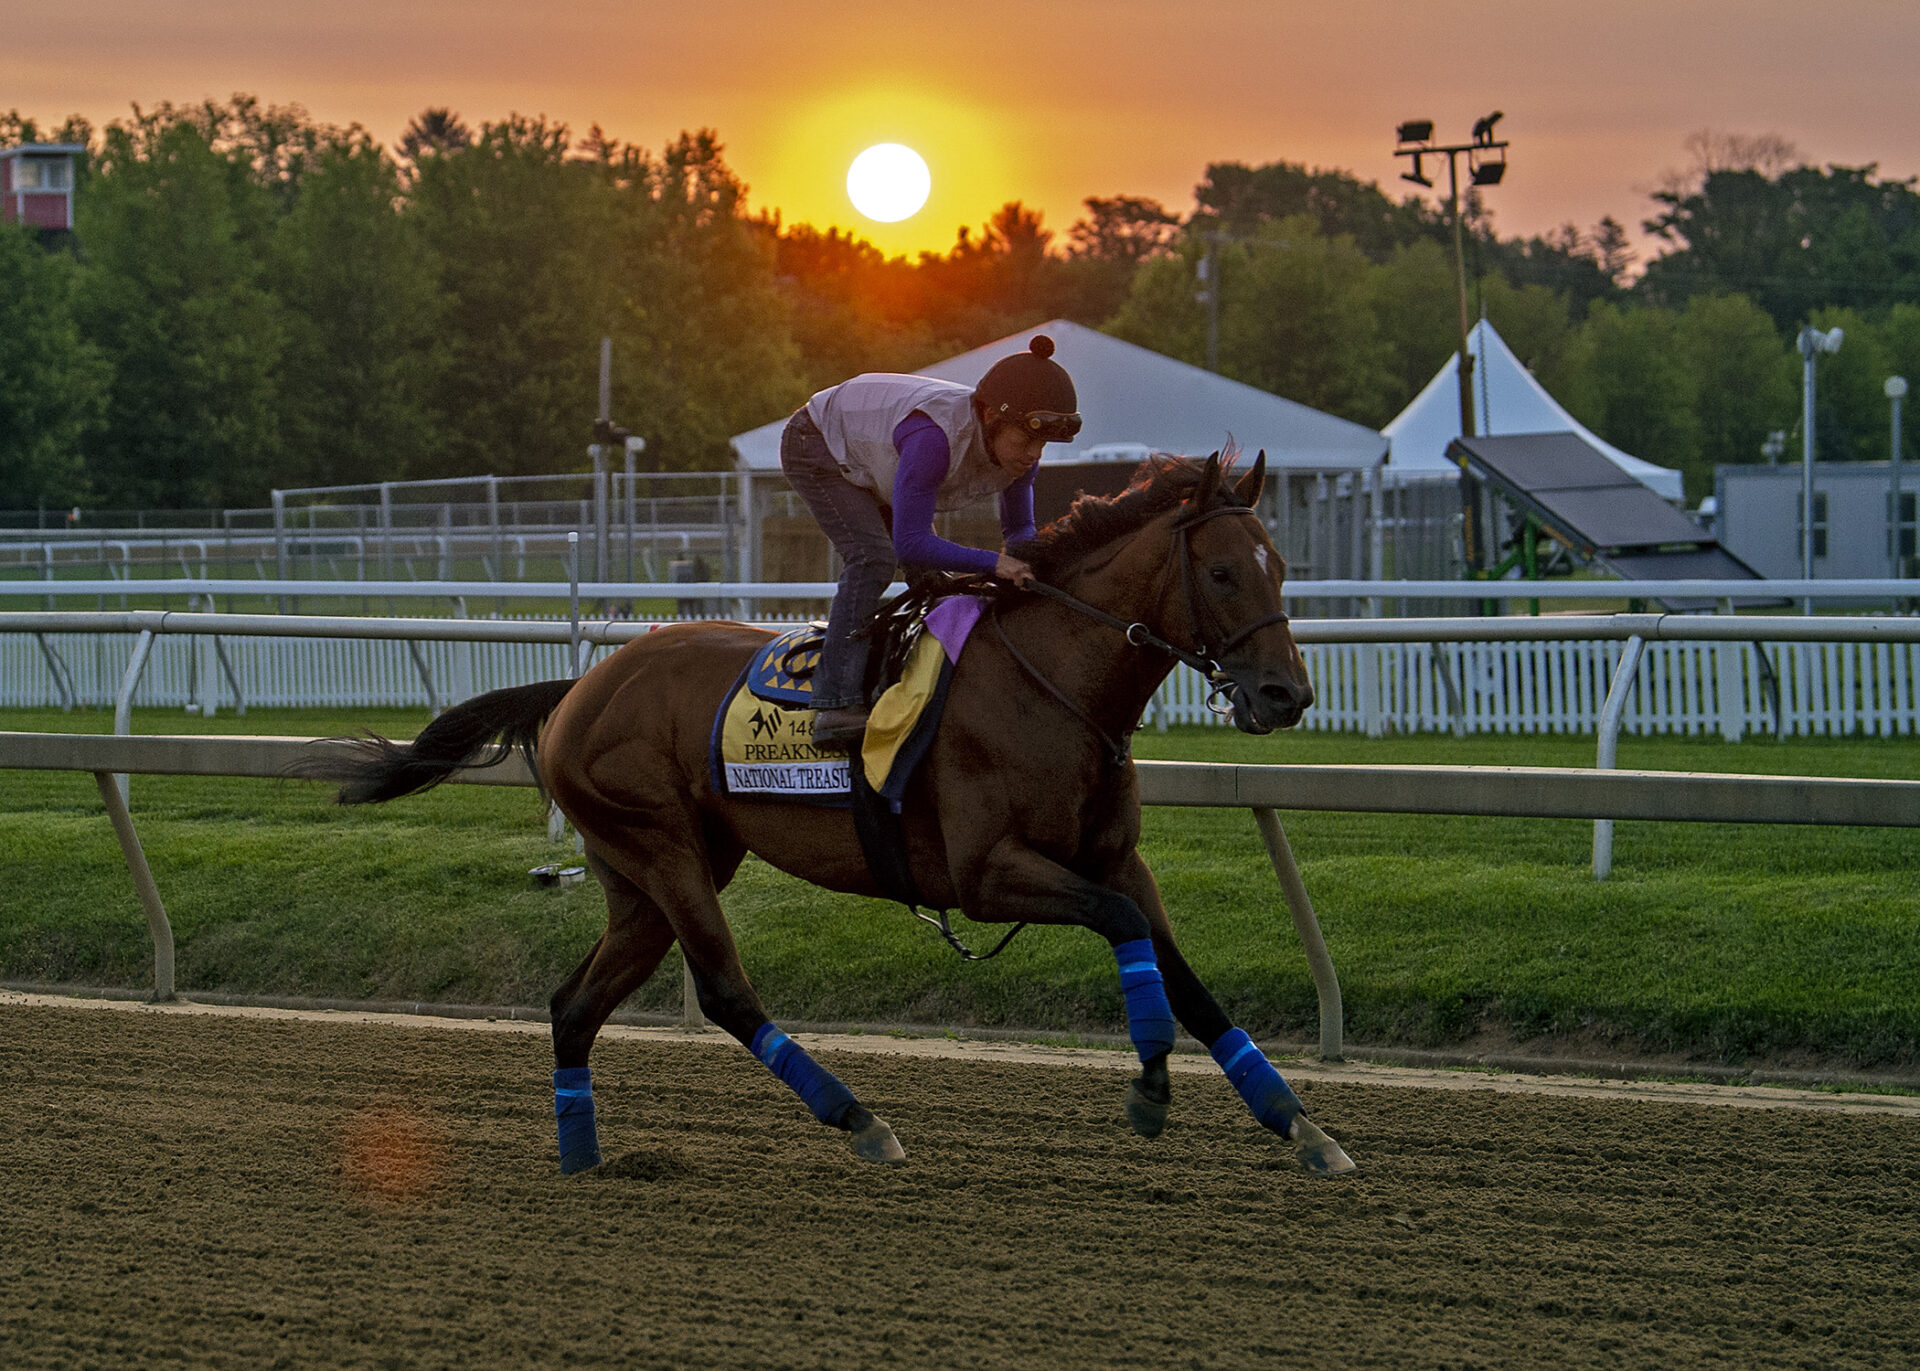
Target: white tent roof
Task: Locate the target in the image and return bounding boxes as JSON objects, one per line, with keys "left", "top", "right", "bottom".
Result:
{"left": 729, "top": 318, "right": 1387, "bottom": 474}
{"left": 1382, "top": 319, "right": 1685, "bottom": 502}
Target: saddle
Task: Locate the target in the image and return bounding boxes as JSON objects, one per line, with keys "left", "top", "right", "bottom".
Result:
{"left": 711, "top": 577, "right": 994, "bottom": 803}
{"left": 708, "top": 579, "right": 994, "bottom": 913}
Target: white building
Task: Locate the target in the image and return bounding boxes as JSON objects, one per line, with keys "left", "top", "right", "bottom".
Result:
{"left": 1715, "top": 462, "right": 1918, "bottom": 582}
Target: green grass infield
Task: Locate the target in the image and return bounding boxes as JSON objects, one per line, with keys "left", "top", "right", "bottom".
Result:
{"left": 3, "top": 706, "right": 1916, "bottom": 1069}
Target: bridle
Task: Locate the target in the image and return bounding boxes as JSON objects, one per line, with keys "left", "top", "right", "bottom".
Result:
{"left": 988, "top": 501, "right": 1293, "bottom": 766}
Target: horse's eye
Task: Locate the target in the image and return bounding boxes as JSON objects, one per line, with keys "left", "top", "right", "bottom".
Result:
{"left": 1208, "top": 565, "right": 1234, "bottom": 587}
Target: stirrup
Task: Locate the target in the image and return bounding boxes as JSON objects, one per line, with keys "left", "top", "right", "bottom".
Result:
{"left": 811, "top": 708, "right": 869, "bottom": 752}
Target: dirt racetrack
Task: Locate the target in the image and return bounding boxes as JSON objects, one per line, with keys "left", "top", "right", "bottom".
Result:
{"left": 4, "top": 997, "right": 1919, "bottom": 1369}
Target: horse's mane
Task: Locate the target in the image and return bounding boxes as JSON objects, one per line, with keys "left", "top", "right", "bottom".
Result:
{"left": 1012, "top": 453, "right": 1241, "bottom": 579}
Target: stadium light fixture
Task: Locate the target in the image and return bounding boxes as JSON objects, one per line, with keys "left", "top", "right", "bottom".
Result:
{"left": 1392, "top": 114, "right": 1511, "bottom": 449}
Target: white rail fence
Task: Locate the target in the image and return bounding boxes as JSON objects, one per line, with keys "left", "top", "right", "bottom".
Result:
{"left": 8, "top": 618, "right": 1920, "bottom": 740}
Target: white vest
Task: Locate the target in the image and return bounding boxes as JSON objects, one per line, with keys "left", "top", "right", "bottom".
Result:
{"left": 806, "top": 374, "right": 1013, "bottom": 512}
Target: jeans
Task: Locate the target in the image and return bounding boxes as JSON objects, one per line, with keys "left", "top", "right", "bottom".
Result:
{"left": 780, "top": 408, "right": 896, "bottom": 710}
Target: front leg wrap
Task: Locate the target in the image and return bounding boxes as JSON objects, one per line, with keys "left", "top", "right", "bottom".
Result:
{"left": 1113, "top": 938, "right": 1177, "bottom": 1062}
{"left": 1209, "top": 1028, "right": 1305, "bottom": 1137}
{"left": 751, "top": 1024, "right": 858, "bottom": 1127}
{"left": 553, "top": 1066, "right": 603, "bottom": 1174}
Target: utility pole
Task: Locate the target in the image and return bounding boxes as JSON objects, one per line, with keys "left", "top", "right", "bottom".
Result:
{"left": 1195, "top": 233, "right": 1221, "bottom": 372}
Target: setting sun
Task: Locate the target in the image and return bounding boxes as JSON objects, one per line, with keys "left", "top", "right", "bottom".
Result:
{"left": 846, "top": 143, "right": 931, "bottom": 223}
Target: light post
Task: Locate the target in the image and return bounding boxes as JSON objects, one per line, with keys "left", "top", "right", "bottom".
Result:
{"left": 1394, "top": 113, "right": 1508, "bottom": 441}
{"left": 1889, "top": 376, "right": 1909, "bottom": 581}
{"left": 1396, "top": 113, "right": 1507, "bottom": 576}
{"left": 1797, "top": 325, "right": 1844, "bottom": 611}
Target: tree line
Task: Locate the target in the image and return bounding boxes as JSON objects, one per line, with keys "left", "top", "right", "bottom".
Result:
{"left": 4, "top": 100, "right": 1919, "bottom": 513}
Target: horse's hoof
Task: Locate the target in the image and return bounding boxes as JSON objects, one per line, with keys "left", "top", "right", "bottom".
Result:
{"left": 559, "top": 1145, "right": 602, "bottom": 1175}
{"left": 849, "top": 1114, "right": 907, "bottom": 1164}
{"left": 1125, "top": 1079, "right": 1169, "bottom": 1139}
{"left": 1290, "top": 1114, "right": 1357, "bottom": 1175}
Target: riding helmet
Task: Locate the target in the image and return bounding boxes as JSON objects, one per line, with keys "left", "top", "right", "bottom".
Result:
{"left": 975, "top": 335, "right": 1081, "bottom": 442}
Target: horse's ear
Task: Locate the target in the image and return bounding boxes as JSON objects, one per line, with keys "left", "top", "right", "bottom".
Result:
{"left": 1234, "top": 450, "right": 1267, "bottom": 507}
{"left": 1194, "top": 451, "right": 1224, "bottom": 508}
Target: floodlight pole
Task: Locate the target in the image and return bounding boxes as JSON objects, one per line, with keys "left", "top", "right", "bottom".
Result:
{"left": 1889, "top": 376, "right": 1909, "bottom": 582}
{"left": 1445, "top": 150, "right": 1475, "bottom": 440}
{"left": 1395, "top": 116, "right": 1507, "bottom": 574}
{"left": 1798, "top": 325, "right": 1842, "bottom": 613}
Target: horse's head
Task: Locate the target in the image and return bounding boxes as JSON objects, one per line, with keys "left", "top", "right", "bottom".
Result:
{"left": 1171, "top": 451, "right": 1313, "bottom": 734}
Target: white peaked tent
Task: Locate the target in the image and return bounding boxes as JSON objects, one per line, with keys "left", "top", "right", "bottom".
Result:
{"left": 729, "top": 318, "right": 1388, "bottom": 474}
{"left": 1383, "top": 319, "right": 1685, "bottom": 502}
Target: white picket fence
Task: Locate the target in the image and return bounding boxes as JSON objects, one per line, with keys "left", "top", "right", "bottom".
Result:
{"left": 8, "top": 626, "right": 1920, "bottom": 737}
{"left": 1283, "top": 638, "right": 1920, "bottom": 737}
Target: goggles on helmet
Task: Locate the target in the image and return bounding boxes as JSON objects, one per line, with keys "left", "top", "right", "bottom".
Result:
{"left": 1016, "top": 410, "right": 1082, "bottom": 443}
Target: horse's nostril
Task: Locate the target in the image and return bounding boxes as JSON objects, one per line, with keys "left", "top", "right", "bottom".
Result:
{"left": 1262, "top": 680, "right": 1312, "bottom": 714}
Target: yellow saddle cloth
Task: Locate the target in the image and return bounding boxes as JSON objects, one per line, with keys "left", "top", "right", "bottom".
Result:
{"left": 711, "top": 625, "right": 956, "bottom": 803}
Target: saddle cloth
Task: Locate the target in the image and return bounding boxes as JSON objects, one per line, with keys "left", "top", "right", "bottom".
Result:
{"left": 709, "top": 596, "right": 988, "bottom": 804}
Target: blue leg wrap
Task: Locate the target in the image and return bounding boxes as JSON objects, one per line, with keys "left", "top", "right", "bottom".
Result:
{"left": 1113, "top": 938, "right": 1177, "bottom": 1063}
{"left": 751, "top": 1024, "right": 858, "bottom": 1127}
{"left": 1210, "top": 1028, "right": 1304, "bottom": 1136}
{"left": 553, "top": 1066, "right": 602, "bottom": 1174}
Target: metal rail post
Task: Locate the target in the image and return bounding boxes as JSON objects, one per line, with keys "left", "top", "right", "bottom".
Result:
{"left": 112, "top": 628, "right": 157, "bottom": 805}
{"left": 1251, "top": 807, "right": 1343, "bottom": 1061}
{"left": 1592, "top": 634, "right": 1647, "bottom": 879}
{"left": 92, "top": 771, "right": 175, "bottom": 1001}
{"left": 682, "top": 954, "right": 705, "bottom": 1030}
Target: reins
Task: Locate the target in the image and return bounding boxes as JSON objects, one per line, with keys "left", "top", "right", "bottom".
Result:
{"left": 992, "top": 503, "right": 1292, "bottom": 757}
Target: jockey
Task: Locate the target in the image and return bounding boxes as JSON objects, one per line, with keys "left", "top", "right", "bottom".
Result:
{"left": 779, "top": 334, "right": 1081, "bottom": 752}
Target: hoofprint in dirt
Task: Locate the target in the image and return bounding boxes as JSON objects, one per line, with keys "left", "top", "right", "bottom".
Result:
{"left": 4, "top": 1000, "right": 1917, "bottom": 1370}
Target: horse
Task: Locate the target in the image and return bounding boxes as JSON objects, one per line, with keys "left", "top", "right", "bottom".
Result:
{"left": 297, "top": 452, "right": 1356, "bottom": 1176}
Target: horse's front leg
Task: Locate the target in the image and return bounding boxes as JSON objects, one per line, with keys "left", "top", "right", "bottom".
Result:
{"left": 968, "top": 842, "right": 1178, "bottom": 1136}
{"left": 1107, "top": 852, "right": 1356, "bottom": 1176}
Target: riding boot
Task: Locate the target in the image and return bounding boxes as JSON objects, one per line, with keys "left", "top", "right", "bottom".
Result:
{"left": 811, "top": 705, "right": 870, "bottom": 753}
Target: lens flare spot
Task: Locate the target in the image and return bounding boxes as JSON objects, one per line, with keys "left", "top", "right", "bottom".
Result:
{"left": 337, "top": 1107, "right": 450, "bottom": 1206}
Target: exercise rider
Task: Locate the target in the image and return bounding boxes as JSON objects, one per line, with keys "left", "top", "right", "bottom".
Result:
{"left": 778, "top": 334, "right": 1082, "bottom": 752}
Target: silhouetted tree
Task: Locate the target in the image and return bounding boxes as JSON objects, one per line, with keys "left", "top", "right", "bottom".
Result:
{"left": 399, "top": 108, "right": 473, "bottom": 163}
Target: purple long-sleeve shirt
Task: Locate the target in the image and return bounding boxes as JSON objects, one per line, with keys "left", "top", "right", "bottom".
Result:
{"left": 888, "top": 412, "right": 1036, "bottom": 574}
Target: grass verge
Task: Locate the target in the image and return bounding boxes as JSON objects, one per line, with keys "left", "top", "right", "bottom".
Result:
{"left": 3, "top": 706, "right": 1916, "bottom": 1068}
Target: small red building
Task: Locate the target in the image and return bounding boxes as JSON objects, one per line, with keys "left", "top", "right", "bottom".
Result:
{"left": 2, "top": 143, "right": 83, "bottom": 231}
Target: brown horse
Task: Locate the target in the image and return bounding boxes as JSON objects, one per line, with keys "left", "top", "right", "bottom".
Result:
{"left": 300, "top": 452, "right": 1355, "bottom": 1175}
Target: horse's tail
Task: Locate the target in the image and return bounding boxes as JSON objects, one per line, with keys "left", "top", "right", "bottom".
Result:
{"left": 288, "top": 678, "right": 576, "bottom": 805}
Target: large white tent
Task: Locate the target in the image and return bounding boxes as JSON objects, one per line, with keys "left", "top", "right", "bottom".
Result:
{"left": 729, "top": 318, "right": 1388, "bottom": 475}
{"left": 1383, "top": 319, "right": 1685, "bottom": 502}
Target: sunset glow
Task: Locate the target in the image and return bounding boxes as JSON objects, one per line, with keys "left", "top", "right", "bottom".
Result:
{"left": 6, "top": 2, "right": 1920, "bottom": 264}
{"left": 747, "top": 83, "right": 1014, "bottom": 256}
{"left": 846, "top": 144, "right": 930, "bottom": 223}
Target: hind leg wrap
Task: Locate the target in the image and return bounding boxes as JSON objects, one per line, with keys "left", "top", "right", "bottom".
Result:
{"left": 751, "top": 1024, "right": 858, "bottom": 1128}
{"left": 1113, "top": 938, "right": 1177, "bottom": 1063}
{"left": 1210, "top": 1028, "right": 1304, "bottom": 1138}
{"left": 553, "top": 1066, "right": 603, "bottom": 1174}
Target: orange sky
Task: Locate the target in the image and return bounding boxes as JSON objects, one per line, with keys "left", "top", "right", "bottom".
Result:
{"left": 10, "top": 0, "right": 1920, "bottom": 262}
